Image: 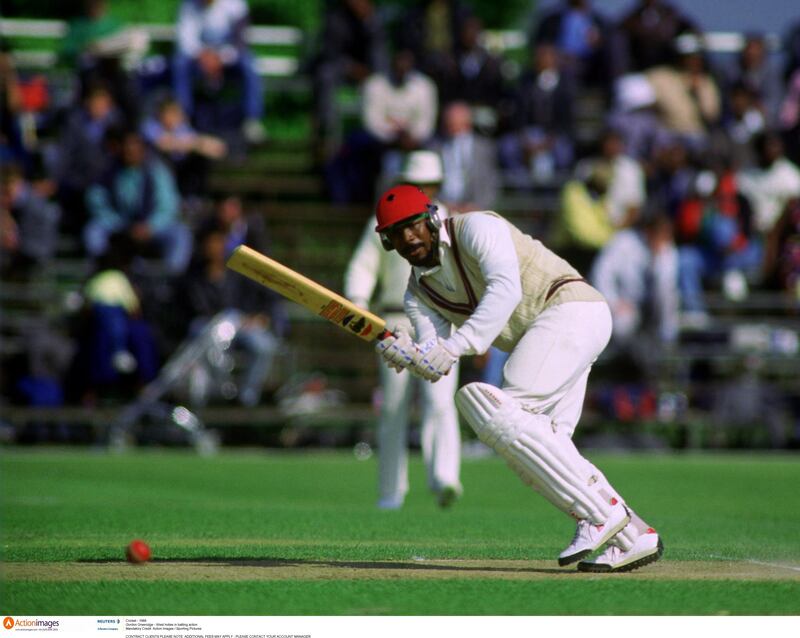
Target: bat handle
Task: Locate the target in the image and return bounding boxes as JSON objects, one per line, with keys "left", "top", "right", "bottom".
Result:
{"left": 377, "top": 329, "right": 394, "bottom": 341}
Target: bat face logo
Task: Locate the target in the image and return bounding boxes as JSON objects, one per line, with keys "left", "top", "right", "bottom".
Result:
{"left": 320, "top": 300, "right": 349, "bottom": 323}
{"left": 320, "top": 301, "right": 374, "bottom": 337}
{"left": 348, "top": 317, "right": 366, "bottom": 334}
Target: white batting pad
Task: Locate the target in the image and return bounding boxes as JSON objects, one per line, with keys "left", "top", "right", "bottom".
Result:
{"left": 455, "top": 382, "right": 612, "bottom": 524}
{"left": 610, "top": 521, "right": 639, "bottom": 552}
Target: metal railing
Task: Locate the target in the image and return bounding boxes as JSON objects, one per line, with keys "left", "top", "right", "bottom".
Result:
{"left": 0, "top": 18, "right": 302, "bottom": 77}
{"left": 3, "top": 17, "right": 780, "bottom": 77}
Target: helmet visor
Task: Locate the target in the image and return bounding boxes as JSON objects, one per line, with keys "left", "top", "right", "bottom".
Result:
{"left": 378, "top": 212, "right": 430, "bottom": 247}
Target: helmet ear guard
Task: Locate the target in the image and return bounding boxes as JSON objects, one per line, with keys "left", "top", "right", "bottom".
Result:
{"left": 425, "top": 204, "right": 442, "bottom": 230}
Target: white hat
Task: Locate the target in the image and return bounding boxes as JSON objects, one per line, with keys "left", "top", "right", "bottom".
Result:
{"left": 674, "top": 33, "right": 704, "bottom": 55}
{"left": 400, "top": 150, "right": 443, "bottom": 184}
{"left": 694, "top": 170, "right": 717, "bottom": 197}
{"left": 615, "top": 74, "right": 656, "bottom": 112}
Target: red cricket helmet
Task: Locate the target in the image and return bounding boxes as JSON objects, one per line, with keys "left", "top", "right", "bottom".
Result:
{"left": 375, "top": 185, "right": 435, "bottom": 232}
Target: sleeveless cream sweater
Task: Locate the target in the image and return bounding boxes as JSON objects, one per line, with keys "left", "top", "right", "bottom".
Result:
{"left": 408, "top": 212, "right": 606, "bottom": 352}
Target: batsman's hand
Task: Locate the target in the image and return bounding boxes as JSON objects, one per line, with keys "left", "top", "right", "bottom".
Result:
{"left": 417, "top": 338, "right": 459, "bottom": 382}
{"left": 375, "top": 328, "right": 424, "bottom": 373}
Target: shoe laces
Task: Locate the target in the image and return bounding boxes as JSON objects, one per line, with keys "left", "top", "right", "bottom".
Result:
{"left": 599, "top": 544, "right": 622, "bottom": 561}
{"left": 570, "top": 519, "right": 590, "bottom": 545}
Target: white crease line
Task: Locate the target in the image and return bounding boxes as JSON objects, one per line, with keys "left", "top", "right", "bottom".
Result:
{"left": 744, "top": 559, "right": 800, "bottom": 573}
{"left": 710, "top": 555, "right": 800, "bottom": 573}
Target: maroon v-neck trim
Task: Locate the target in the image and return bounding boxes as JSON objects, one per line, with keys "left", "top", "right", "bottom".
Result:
{"left": 418, "top": 218, "right": 477, "bottom": 315}
{"left": 445, "top": 217, "right": 478, "bottom": 308}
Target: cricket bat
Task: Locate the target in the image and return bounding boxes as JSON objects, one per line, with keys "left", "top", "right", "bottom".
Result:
{"left": 226, "top": 245, "right": 390, "bottom": 342}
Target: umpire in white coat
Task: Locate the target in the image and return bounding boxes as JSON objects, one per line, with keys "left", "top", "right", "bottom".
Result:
{"left": 344, "top": 152, "right": 462, "bottom": 510}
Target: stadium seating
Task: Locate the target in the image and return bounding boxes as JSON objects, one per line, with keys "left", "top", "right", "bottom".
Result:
{"left": 1, "top": 16, "right": 798, "bottom": 450}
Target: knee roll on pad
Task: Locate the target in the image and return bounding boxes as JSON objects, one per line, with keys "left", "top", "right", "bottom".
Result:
{"left": 455, "top": 382, "right": 611, "bottom": 523}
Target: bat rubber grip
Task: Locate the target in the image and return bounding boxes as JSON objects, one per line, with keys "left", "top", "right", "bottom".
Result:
{"left": 377, "top": 329, "right": 394, "bottom": 341}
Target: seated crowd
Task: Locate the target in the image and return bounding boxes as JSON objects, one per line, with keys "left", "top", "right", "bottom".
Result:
{"left": 1, "top": 0, "right": 280, "bottom": 412}
{"left": 312, "top": 0, "right": 800, "bottom": 346}
{"left": 2, "top": 0, "right": 800, "bottom": 417}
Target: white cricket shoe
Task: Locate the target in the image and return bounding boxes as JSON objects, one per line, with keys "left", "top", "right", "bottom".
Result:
{"left": 436, "top": 485, "right": 460, "bottom": 509}
{"left": 558, "top": 501, "right": 630, "bottom": 566}
{"left": 577, "top": 528, "right": 664, "bottom": 573}
{"left": 377, "top": 495, "right": 404, "bottom": 510}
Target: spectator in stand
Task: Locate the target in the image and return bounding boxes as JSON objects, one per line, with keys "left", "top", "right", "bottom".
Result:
{"left": 326, "top": 48, "right": 437, "bottom": 203}
{"left": 726, "top": 34, "right": 782, "bottom": 127}
{"left": 173, "top": 0, "right": 266, "bottom": 143}
{"left": 84, "top": 130, "right": 192, "bottom": 275}
{"left": 398, "top": 0, "right": 472, "bottom": 85}
{"left": 435, "top": 16, "right": 505, "bottom": 115}
{"left": 647, "top": 139, "right": 696, "bottom": 219}
{"left": 532, "top": 0, "right": 614, "bottom": 89}
{"left": 207, "top": 195, "right": 280, "bottom": 269}
{"left": 68, "top": 233, "right": 160, "bottom": 405}
{"left": 0, "top": 46, "right": 33, "bottom": 171}
{"left": 737, "top": 132, "right": 800, "bottom": 236}
{"left": 311, "top": 0, "right": 389, "bottom": 157}
{"left": 0, "top": 164, "right": 61, "bottom": 280}
{"left": 178, "top": 223, "right": 286, "bottom": 406}
{"left": 433, "top": 101, "right": 499, "bottom": 213}
{"left": 52, "top": 83, "right": 122, "bottom": 235}
{"left": 557, "top": 159, "right": 615, "bottom": 258}
{"left": 785, "top": 20, "right": 800, "bottom": 83}
{"left": 560, "top": 129, "right": 644, "bottom": 252}
{"left": 779, "top": 68, "right": 800, "bottom": 165}
{"left": 618, "top": 0, "right": 697, "bottom": 73}
{"left": 5, "top": 320, "right": 73, "bottom": 425}
{"left": 608, "top": 73, "right": 671, "bottom": 163}
{"left": 499, "top": 43, "right": 575, "bottom": 186}
{"left": 60, "top": 0, "right": 148, "bottom": 125}
{"left": 594, "top": 128, "right": 646, "bottom": 229}
{"left": 645, "top": 40, "right": 721, "bottom": 150}
{"left": 763, "top": 197, "right": 800, "bottom": 302}
{"left": 709, "top": 82, "right": 765, "bottom": 170}
{"left": 362, "top": 48, "right": 437, "bottom": 160}
{"left": 676, "top": 169, "right": 762, "bottom": 314}
{"left": 591, "top": 215, "right": 679, "bottom": 345}
{"left": 141, "top": 97, "right": 227, "bottom": 197}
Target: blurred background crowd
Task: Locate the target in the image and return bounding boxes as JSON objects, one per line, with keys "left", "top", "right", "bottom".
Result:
{"left": 2, "top": 0, "right": 800, "bottom": 450}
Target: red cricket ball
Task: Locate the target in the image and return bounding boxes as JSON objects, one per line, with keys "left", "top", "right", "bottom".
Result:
{"left": 126, "top": 539, "right": 151, "bottom": 564}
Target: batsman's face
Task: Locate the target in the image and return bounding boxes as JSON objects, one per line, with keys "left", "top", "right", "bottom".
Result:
{"left": 387, "top": 217, "right": 437, "bottom": 267}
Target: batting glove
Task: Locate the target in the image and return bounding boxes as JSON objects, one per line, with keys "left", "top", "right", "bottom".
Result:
{"left": 417, "top": 338, "right": 459, "bottom": 382}
{"left": 375, "top": 328, "right": 424, "bottom": 372}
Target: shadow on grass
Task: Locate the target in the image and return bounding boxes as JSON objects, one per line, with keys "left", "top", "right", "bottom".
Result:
{"left": 78, "top": 556, "right": 573, "bottom": 576}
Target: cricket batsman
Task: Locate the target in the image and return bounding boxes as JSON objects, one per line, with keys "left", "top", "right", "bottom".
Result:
{"left": 373, "top": 184, "right": 663, "bottom": 572}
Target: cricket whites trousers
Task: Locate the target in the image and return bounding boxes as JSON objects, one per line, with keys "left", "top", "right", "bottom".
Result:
{"left": 377, "top": 352, "right": 461, "bottom": 504}
{"left": 501, "top": 301, "right": 615, "bottom": 488}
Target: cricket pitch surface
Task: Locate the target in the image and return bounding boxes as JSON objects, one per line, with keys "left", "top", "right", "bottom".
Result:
{"left": 6, "top": 558, "right": 800, "bottom": 582}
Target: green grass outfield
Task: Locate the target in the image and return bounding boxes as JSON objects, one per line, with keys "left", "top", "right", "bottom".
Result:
{"left": 1, "top": 448, "right": 799, "bottom": 615}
